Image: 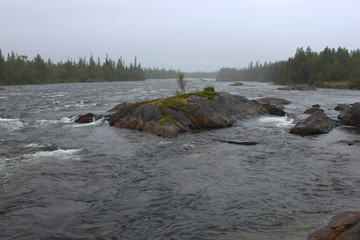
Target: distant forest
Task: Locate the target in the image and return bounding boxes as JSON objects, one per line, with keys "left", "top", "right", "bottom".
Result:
{"left": 0, "top": 49, "right": 218, "bottom": 85}
{"left": 1, "top": 47, "right": 360, "bottom": 89}
{"left": 0, "top": 50, "right": 145, "bottom": 85}
{"left": 217, "top": 46, "right": 360, "bottom": 89}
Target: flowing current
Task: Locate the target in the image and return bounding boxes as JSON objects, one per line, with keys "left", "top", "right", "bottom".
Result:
{"left": 1, "top": 79, "right": 360, "bottom": 240}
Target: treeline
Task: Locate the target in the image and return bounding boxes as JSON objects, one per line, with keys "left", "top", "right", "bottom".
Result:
{"left": 0, "top": 50, "right": 145, "bottom": 85}
{"left": 144, "top": 67, "right": 217, "bottom": 79}
{"left": 278, "top": 47, "right": 360, "bottom": 88}
{"left": 217, "top": 60, "right": 283, "bottom": 82}
{"left": 216, "top": 46, "right": 360, "bottom": 89}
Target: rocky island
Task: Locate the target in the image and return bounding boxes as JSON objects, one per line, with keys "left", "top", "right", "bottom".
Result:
{"left": 108, "top": 87, "right": 287, "bottom": 137}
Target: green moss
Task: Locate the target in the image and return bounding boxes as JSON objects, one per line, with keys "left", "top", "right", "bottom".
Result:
{"left": 178, "top": 86, "right": 217, "bottom": 100}
{"left": 159, "top": 97, "right": 187, "bottom": 113}
{"left": 159, "top": 114, "right": 173, "bottom": 123}
{"left": 119, "top": 86, "right": 217, "bottom": 124}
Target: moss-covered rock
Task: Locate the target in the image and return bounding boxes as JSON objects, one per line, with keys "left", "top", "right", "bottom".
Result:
{"left": 109, "top": 89, "right": 268, "bottom": 137}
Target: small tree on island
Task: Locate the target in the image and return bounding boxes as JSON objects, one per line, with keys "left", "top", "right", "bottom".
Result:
{"left": 176, "top": 72, "right": 187, "bottom": 95}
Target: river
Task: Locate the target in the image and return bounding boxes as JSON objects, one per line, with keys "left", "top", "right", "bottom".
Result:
{"left": 1, "top": 79, "right": 360, "bottom": 240}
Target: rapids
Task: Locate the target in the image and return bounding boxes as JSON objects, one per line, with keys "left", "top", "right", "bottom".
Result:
{"left": 0, "top": 79, "right": 360, "bottom": 240}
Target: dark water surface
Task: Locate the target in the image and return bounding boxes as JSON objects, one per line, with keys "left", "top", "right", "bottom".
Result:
{"left": 1, "top": 79, "right": 360, "bottom": 240}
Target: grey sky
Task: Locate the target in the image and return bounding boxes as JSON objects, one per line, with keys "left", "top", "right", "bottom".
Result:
{"left": 1, "top": 0, "right": 359, "bottom": 71}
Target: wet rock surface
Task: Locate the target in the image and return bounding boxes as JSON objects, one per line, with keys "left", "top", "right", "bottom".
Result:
{"left": 335, "top": 104, "right": 348, "bottom": 112}
{"left": 254, "top": 97, "right": 292, "bottom": 116}
{"left": 109, "top": 92, "right": 268, "bottom": 137}
{"left": 290, "top": 111, "right": 336, "bottom": 135}
{"left": 304, "top": 107, "right": 324, "bottom": 114}
{"left": 75, "top": 113, "right": 105, "bottom": 123}
{"left": 338, "top": 102, "right": 360, "bottom": 127}
{"left": 307, "top": 211, "right": 360, "bottom": 240}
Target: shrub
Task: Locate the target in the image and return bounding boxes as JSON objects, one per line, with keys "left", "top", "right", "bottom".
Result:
{"left": 176, "top": 73, "right": 187, "bottom": 95}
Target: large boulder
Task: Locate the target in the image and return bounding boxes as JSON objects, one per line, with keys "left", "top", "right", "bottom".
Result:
{"left": 338, "top": 102, "right": 360, "bottom": 127}
{"left": 109, "top": 90, "right": 268, "bottom": 137}
{"left": 290, "top": 111, "right": 336, "bottom": 135}
{"left": 307, "top": 211, "right": 360, "bottom": 240}
{"left": 254, "top": 97, "right": 292, "bottom": 116}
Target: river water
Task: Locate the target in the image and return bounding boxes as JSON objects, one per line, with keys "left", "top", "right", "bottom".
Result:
{"left": 0, "top": 79, "right": 360, "bottom": 240}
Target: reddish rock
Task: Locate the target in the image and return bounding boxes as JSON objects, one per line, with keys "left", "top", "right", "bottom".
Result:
{"left": 307, "top": 211, "right": 360, "bottom": 240}
{"left": 312, "top": 104, "right": 321, "bottom": 108}
{"left": 107, "top": 102, "right": 132, "bottom": 112}
{"left": 75, "top": 113, "right": 96, "bottom": 123}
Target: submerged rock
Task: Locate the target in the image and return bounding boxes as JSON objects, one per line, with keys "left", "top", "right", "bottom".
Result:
{"left": 307, "top": 211, "right": 360, "bottom": 240}
{"left": 338, "top": 102, "right": 360, "bottom": 127}
{"left": 0, "top": 88, "right": 5, "bottom": 90}
{"left": 337, "top": 140, "right": 360, "bottom": 146}
{"left": 277, "top": 84, "right": 316, "bottom": 91}
{"left": 290, "top": 111, "right": 336, "bottom": 135}
{"left": 216, "top": 139, "right": 258, "bottom": 145}
{"left": 109, "top": 90, "right": 268, "bottom": 137}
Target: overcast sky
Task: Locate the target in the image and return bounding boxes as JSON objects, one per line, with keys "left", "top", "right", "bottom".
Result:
{"left": 1, "top": 0, "right": 359, "bottom": 71}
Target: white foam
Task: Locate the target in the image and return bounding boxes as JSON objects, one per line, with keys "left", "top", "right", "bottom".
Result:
{"left": 24, "top": 148, "right": 83, "bottom": 161}
{"left": 26, "top": 143, "right": 46, "bottom": 148}
{"left": 34, "top": 116, "right": 76, "bottom": 128}
{"left": 257, "top": 116, "right": 294, "bottom": 127}
{"left": 157, "top": 141, "right": 173, "bottom": 146}
{"left": 0, "top": 117, "right": 27, "bottom": 131}
{"left": 181, "top": 143, "right": 195, "bottom": 150}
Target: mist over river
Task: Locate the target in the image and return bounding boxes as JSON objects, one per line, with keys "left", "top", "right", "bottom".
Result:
{"left": 1, "top": 79, "right": 360, "bottom": 240}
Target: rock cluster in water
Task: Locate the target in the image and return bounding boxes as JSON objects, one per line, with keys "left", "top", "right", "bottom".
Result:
{"left": 290, "top": 102, "right": 360, "bottom": 136}
{"left": 307, "top": 211, "right": 360, "bottom": 240}
{"left": 75, "top": 89, "right": 360, "bottom": 138}
{"left": 108, "top": 89, "right": 276, "bottom": 138}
